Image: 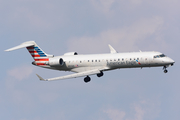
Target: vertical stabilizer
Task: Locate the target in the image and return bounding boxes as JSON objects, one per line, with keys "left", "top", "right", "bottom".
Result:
{"left": 5, "top": 41, "right": 52, "bottom": 66}
{"left": 26, "top": 41, "right": 49, "bottom": 66}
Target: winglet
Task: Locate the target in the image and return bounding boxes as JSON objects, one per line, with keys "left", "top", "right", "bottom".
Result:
{"left": 108, "top": 44, "right": 118, "bottom": 54}
{"left": 36, "top": 74, "right": 47, "bottom": 81}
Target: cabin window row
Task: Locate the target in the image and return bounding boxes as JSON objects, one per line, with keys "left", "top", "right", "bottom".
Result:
{"left": 68, "top": 58, "right": 140, "bottom": 63}
{"left": 107, "top": 58, "right": 139, "bottom": 61}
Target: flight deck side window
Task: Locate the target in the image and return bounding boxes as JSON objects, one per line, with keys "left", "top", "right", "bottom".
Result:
{"left": 154, "top": 54, "right": 166, "bottom": 58}
{"left": 160, "top": 54, "right": 166, "bottom": 57}
{"left": 154, "top": 55, "right": 158, "bottom": 58}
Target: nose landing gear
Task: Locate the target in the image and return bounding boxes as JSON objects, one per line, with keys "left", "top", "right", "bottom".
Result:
{"left": 164, "top": 69, "right": 168, "bottom": 73}
{"left": 163, "top": 66, "right": 168, "bottom": 73}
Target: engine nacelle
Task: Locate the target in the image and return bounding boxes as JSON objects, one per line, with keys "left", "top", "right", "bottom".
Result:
{"left": 64, "top": 52, "right": 78, "bottom": 56}
{"left": 48, "top": 58, "right": 64, "bottom": 66}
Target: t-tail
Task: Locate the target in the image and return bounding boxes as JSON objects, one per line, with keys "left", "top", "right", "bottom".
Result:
{"left": 5, "top": 41, "right": 54, "bottom": 66}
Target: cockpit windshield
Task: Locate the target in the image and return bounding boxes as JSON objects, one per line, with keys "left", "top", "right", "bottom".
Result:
{"left": 154, "top": 54, "right": 166, "bottom": 58}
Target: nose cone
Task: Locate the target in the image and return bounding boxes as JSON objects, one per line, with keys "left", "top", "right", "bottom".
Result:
{"left": 165, "top": 57, "right": 175, "bottom": 66}
{"left": 170, "top": 58, "right": 175, "bottom": 66}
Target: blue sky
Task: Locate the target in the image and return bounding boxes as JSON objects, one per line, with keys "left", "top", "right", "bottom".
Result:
{"left": 1, "top": 0, "right": 180, "bottom": 120}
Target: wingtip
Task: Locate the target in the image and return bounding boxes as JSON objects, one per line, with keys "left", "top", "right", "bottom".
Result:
{"left": 4, "top": 49, "right": 10, "bottom": 52}
{"left": 108, "top": 44, "right": 118, "bottom": 53}
{"left": 108, "top": 44, "right": 112, "bottom": 48}
{"left": 36, "top": 74, "right": 47, "bottom": 81}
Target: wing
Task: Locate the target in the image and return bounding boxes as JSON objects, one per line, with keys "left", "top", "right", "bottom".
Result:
{"left": 36, "top": 69, "right": 101, "bottom": 81}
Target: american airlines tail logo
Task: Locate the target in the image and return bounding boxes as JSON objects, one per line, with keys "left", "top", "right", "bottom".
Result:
{"left": 27, "top": 46, "right": 49, "bottom": 66}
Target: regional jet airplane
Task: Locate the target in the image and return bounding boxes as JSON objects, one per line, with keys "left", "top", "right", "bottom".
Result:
{"left": 5, "top": 41, "right": 175, "bottom": 83}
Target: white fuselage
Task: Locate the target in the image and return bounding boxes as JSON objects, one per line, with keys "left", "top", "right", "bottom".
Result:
{"left": 43, "top": 51, "right": 174, "bottom": 73}
{"left": 5, "top": 41, "right": 175, "bottom": 82}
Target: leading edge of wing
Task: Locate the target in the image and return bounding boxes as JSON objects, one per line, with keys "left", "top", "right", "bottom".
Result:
{"left": 36, "top": 69, "right": 101, "bottom": 81}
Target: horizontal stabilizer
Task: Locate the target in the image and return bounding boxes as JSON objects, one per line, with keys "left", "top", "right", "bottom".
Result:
{"left": 5, "top": 41, "right": 35, "bottom": 52}
{"left": 36, "top": 69, "right": 101, "bottom": 81}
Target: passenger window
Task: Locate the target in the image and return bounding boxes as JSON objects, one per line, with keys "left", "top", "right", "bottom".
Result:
{"left": 95, "top": 60, "right": 97, "bottom": 62}
{"left": 122, "top": 58, "right": 124, "bottom": 61}
{"left": 137, "top": 58, "right": 139, "bottom": 60}
{"left": 92, "top": 60, "right": 93, "bottom": 62}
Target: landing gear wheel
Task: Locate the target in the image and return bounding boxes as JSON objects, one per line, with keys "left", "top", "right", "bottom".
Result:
{"left": 97, "top": 71, "right": 104, "bottom": 77}
{"left": 163, "top": 66, "right": 168, "bottom": 73}
{"left": 164, "top": 70, "right": 168, "bottom": 73}
{"left": 84, "top": 76, "right": 91, "bottom": 83}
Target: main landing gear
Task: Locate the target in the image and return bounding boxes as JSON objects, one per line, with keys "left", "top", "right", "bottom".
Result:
{"left": 84, "top": 76, "right": 91, "bottom": 83}
{"left": 84, "top": 71, "right": 104, "bottom": 83}
{"left": 97, "top": 71, "right": 104, "bottom": 77}
{"left": 163, "top": 66, "right": 168, "bottom": 73}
